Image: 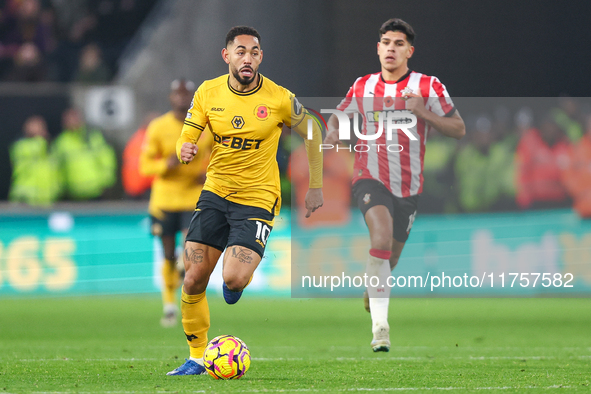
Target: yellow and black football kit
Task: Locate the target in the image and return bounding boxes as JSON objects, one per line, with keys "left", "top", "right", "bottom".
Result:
{"left": 175, "top": 74, "right": 322, "bottom": 360}
{"left": 177, "top": 74, "right": 322, "bottom": 216}
{"left": 140, "top": 110, "right": 212, "bottom": 310}
{"left": 141, "top": 110, "right": 212, "bottom": 224}
{"left": 177, "top": 74, "right": 322, "bottom": 255}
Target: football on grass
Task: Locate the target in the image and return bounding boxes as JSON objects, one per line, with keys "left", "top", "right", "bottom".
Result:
{"left": 203, "top": 335, "right": 251, "bottom": 379}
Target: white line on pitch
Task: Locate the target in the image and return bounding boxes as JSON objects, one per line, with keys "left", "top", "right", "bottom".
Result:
{"left": 16, "top": 355, "right": 590, "bottom": 363}
{"left": 218, "top": 386, "right": 574, "bottom": 392}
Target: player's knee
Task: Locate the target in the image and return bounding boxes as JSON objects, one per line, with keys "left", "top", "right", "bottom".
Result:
{"left": 371, "top": 234, "right": 393, "bottom": 251}
{"left": 389, "top": 254, "right": 401, "bottom": 270}
{"left": 183, "top": 270, "right": 207, "bottom": 293}
{"left": 223, "top": 274, "right": 248, "bottom": 292}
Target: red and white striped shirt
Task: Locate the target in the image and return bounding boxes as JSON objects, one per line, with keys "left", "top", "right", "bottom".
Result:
{"left": 337, "top": 70, "right": 455, "bottom": 198}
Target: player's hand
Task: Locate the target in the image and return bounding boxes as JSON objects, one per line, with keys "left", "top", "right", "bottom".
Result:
{"left": 323, "top": 128, "right": 341, "bottom": 145}
{"left": 305, "top": 188, "right": 323, "bottom": 218}
{"left": 166, "top": 154, "right": 180, "bottom": 170}
{"left": 180, "top": 142, "right": 198, "bottom": 163}
{"left": 402, "top": 92, "right": 427, "bottom": 118}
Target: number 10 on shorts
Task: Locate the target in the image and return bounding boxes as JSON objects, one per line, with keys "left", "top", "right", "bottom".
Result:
{"left": 255, "top": 221, "right": 271, "bottom": 246}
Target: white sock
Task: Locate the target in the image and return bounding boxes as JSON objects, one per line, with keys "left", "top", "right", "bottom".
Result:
{"left": 366, "top": 252, "right": 392, "bottom": 329}
{"left": 189, "top": 357, "right": 204, "bottom": 366}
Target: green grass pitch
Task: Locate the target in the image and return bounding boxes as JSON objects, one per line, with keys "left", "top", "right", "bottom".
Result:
{"left": 0, "top": 296, "right": 590, "bottom": 393}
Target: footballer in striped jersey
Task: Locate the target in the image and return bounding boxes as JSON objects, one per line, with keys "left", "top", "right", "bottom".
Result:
{"left": 325, "top": 18, "right": 466, "bottom": 352}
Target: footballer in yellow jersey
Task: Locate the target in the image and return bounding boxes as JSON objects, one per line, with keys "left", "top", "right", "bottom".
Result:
{"left": 179, "top": 73, "right": 309, "bottom": 215}
{"left": 167, "top": 26, "right": 323, "bottom": 376}
{"left": 140, "top": 79, "right": 212, "bottom": 328}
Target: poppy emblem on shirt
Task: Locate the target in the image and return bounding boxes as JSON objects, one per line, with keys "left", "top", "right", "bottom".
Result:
{"left": 384, "top": 96, "right": 394, "bottom": 107}
{"left": 255, "top": 105, "right": 270, "bottom": 120}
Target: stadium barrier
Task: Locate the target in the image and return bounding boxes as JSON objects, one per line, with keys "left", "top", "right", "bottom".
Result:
{"left": 0, "top": 202, "right": 291, "bottom": 296}
{"left": 0, "top": 204, "right": 589, "bottom": 297}
{"left": 292, "top": 209, "right": 591, "bottom": 297}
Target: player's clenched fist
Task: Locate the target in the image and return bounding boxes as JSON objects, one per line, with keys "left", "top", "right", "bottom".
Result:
{"left": 323, "top": 128, "right": 341, "bottom": 145}
{"left": 180, "top": 142, "right": 198, "bottom": 163}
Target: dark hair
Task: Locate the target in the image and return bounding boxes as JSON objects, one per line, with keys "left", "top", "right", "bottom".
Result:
{"left": 225, "top": 26, "right": 261, "bottom": 48}
{"left": 379, "top": 18, "right": 415, "bottom": 45}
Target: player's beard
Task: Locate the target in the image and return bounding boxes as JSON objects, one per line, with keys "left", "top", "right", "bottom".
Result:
{"left": 231, "top": 65, "right": 257, "bottom": 86}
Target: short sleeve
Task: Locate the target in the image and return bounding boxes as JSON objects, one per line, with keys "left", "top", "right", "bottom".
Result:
{"left": 178, "top": 83, "right": 208, "bottom": 158}
{"left": 427, "top": 77, "right": 456, "bottom": 117}
{"left": 336, "top": 80, "right": 359, "bottom": 114}
{"left": 183, "top": 83, "right": 207, "bottom": 134}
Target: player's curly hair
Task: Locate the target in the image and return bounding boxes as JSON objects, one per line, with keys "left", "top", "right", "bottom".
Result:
{"left": 226, "top": 26, "right": 261, "bottom": 48}
{"left": 379, "top": 18, "right": 415, "bottom": 45}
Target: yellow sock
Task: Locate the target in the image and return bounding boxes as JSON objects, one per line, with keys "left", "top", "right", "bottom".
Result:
{"left": 161, "top": 259, "right": 180, "bottom": 305}
{"left": 181, "top": 287, "right": 210, "bottom": 359}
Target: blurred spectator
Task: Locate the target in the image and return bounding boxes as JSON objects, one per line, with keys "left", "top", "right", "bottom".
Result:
{"left": 5, "top": 41, "right": 46, "bottom": 81}
{"left": 514, "top": 107, "right": 534, "bottom": 137}
{"left": 562, "top": 115, "right": 591, "bottom": 218}
{"left": 121, "top": 111, "right": 159, "bottom": 198}
{"left": 0, "top": 0, "right": 55, "bottom": 79}
{"left": 454, "top": 115, "right": 516, "bottom": 212}
{"left": 2, "top": 0, "right": 157, "bottom": 81}
{"left": 290, "top": 141, "right": 352, "bottom": 227}
{"left": 420, "top": 131, "right": 457, "bottom": 213}
{"left": 50, "top": 0, "right": 97, "bottom": 81}
{"left": 73, "top": 42, "right": 110, "bottom": 83}
{"left": 551, "top": 96, "right": 583, "bottom": 142}
{"left": 51, "top": 107, "right": 117, "bottom": 200}
{"left": 50, "top": 0, "right": 95, "bottom": 43}
{"left": 9, "top": 115, "right": 62, "bottom": 206}
{"left": 515, "top": 115, "right": 571, "bottom": 210}
{"left": 492, "top": 105, "right": 518, "bottom": 148}
{"left": 89, "top": 0, "right": 157, "bottom": 77}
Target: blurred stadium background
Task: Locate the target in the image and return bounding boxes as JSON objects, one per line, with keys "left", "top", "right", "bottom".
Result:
{"left": 1, "top": 0, "right": 590, "bottom": 298}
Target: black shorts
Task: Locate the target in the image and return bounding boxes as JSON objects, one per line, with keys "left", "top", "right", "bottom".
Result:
{"left": 151, "top": 210, "right": 193, "bottom": 237}
{"left": 186, "top": 190, "right": 274, "bottom": 258}
{"left": 352, "top": 179, "right": 419, "bottom": 243}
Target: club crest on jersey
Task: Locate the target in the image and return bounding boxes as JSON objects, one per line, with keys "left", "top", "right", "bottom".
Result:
{"left": 254, "top": 104, "right": 270, "bottom": 120}
{"left": 232, "top": 116, "right": 245, "bottom": 129}
{"left": 400, "top": 87, "right": 414, "bottom": 96}
{"left": 363, "top": 193, "right": 371, "bottom": 204}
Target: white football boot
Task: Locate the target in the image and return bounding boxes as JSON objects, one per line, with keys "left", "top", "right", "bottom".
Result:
{"left": 371, "top": 322, "right": 390, "bottom": 352}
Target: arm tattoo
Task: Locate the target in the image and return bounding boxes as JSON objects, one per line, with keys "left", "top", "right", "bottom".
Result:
{"left": 231, "top": 246, "right": 254, "bottom": 264}
{"left": 185, "top": 247, "right": 204, "bottom": 264}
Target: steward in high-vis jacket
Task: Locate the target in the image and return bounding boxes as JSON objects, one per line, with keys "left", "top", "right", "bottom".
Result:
{"left": 51, "top": 108, "right": 117, "bottom": 200}
{"left": 9, "top": 115, "right": 61, "bottom": 206}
